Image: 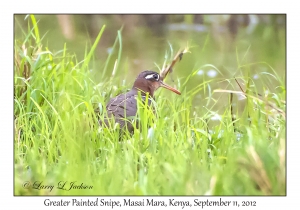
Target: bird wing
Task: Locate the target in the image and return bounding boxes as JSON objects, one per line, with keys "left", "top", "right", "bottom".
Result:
{"left": 106, "top": 91, "right": 138, "bottom": 118}
{"left": 103, "top": 90, "right": 154, "bottom": 132}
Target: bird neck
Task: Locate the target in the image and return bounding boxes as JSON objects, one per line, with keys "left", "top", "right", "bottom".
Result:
{"left": 132, "top": 79, "right": 154, "bottom": 97}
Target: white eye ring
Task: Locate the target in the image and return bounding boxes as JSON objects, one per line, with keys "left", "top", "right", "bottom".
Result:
{"left": 145, "top": 73, "right": 160, "bottom": 81}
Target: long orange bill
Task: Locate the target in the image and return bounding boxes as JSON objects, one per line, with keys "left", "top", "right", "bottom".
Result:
{"left": 160, "top": 81, "right": 181, "bottom": 95}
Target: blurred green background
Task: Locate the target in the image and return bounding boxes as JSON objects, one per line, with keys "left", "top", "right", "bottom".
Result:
{"left": 14, "top": 15, "right": 285, "bottom": 82}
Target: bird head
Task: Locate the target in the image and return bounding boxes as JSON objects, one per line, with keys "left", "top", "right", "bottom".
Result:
{"left": 133, "top": 70, "right": 181, "bottom": 97}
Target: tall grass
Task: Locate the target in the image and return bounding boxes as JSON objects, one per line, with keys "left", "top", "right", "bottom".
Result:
{"left": 14, "top": 15, "right": 286, "bottom": 195}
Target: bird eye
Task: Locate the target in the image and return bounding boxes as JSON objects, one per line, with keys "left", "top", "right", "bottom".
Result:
{"left": 145, "top": 73, "right": 160, "bottom": 81}
{"left": 153, "top": 74, "right": 159, "bottom": 80}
